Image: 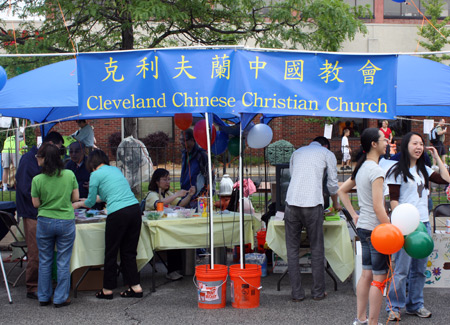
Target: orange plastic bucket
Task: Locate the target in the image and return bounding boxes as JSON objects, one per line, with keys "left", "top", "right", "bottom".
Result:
{"left": 229, "top": 264, "right": 262, "bottom": 309}
{"left": 256, "top": 230, "right": 267, "bottom": 253}
{"left": 194, "top": 264, "right": 228, "bottom": 309}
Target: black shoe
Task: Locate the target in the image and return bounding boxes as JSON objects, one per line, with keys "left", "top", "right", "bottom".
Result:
{"left": 40, "top": 301, "right": 51, "bottom": 306}
{"left": 292, "top": 297, "right": 305, "bottom": 302}
{"left": 54, "top": 299, "right": 71, "bottom": 308}
{"left": 312, "top": 292, "right": 327, "bottom": 301}
{"left": 26, "top": 292, "right": 38, "bottom": 300}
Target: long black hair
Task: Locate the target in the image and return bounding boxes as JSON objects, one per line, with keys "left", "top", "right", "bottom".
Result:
{"left": 386, "top": 132, "right": 429, "bottom": 189}
{"left": 148, "top": 168, "right": 170, "bottom": 192}
{"left": 37, "top": 143, "right": 64, "bottom": 177}
{"left": 351, "top": 128, "right": 382, "bottom": 180}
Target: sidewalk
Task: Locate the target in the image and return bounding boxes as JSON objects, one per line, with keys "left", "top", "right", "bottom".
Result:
{"left": 1, "top": 250, "right": 448, "bottom": 324}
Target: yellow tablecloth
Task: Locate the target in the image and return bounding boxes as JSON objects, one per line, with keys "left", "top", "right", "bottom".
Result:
{"left": 70, "top": 214, "right": 260, "bottom": 273}
{"left": 143, "top": 214, "right": 258, "bottom": 260}
{"left": 70, "top": 222, "right": 153, "bottom": 273}
{"left": 265, "top": 219, "right": 354, "bottom": 282}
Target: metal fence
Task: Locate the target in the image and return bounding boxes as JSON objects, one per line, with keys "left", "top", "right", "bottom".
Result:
{"left": 1, "top": 144, "right": 449, "bottom": 217}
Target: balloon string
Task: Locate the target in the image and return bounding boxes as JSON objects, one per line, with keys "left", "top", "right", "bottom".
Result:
{"left": 384, "top": 255, "right": 400, "bottom": 324}
{"left": 8, "top": 0, "right": 18, "bottom": 54}
{"left": 184, "top": 137, "right": 192, "bottom": 189}
{"left": 56, "top": 0, "right": 78, "bottom": 59}
{"left": 409, "top": 0, "right": 446, "bottom": 38}
{"left": 415, "top": 16, "right": 426, "bottom": 53}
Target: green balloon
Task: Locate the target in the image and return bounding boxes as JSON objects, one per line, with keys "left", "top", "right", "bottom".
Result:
{"left": 415, "top": 221, "right": 428, "bottom": 233}
{"left": 404, "top": 231, "right": 434, "bottom": 259}
{"left": 228, "top": 137, "right": 241, "bottom": 157}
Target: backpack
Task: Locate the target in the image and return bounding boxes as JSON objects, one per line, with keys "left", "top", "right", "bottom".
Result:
{"left": 140, "top": 192, "right": 151, "bottom": 214}
{"left": 429, "top": 128, "right": 438, "bottom": 144}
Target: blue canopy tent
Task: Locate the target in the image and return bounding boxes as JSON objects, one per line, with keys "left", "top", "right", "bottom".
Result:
{"left": 0, "top": 59, "right": 79, "bottom": 135}
{"left": 396, "top": 55, "right": 450, "bottom": 116}
{"left": 261, "top": 55, "right": 450, "bottom": 124}
{"left": 0, "top": 58, "right": 242, "bottom": 135}
{"left": 1, "top": 52, "right": 450, "bottom": 135}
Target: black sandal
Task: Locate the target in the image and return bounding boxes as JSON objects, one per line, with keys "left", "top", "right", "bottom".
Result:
{"left": 95, "top": 289, "right": 113, "bottom": 300}
{"left": 120, "top": 287, "right": 143, "bottom": 298}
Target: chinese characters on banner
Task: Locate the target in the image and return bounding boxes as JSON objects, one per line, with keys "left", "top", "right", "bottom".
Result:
{"left": 77, "top": 49, "right": 397, "bottom": 119}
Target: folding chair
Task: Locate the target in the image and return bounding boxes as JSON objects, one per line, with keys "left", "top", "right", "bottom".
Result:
{"left": 432, "top": 204, "right": 450, "bottom": 233}
{"left": 0, "top": 211, "right": 28, "bottom": 287}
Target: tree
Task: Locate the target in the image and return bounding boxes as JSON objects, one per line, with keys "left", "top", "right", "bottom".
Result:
{"left": 0, "top": 0, "right": 370, "bottom": 136}
{"left": 417, "top": 0, "right": 450, "bottom": 62}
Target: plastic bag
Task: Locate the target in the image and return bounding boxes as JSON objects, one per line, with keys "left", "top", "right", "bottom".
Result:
{"left": 116, "top": 136, "right": 153, "bottom": 189}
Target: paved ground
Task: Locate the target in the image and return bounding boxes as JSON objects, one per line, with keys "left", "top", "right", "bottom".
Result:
{"left": 1, "top": 251, "right": 448, "bottom": 325}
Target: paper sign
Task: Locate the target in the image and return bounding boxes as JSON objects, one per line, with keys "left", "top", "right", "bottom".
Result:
{"left": 324, "top": 124, "right": 333, "bottom": 139}
{"left": 0, "top": 117, "right": 12, "bottom": 128}
{"left": 424, "top": 119, "right": 434, "bottom": 134}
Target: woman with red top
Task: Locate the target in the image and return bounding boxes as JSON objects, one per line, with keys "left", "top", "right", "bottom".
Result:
{"left": 380, "top": 120, "right": 393, "bottom": 159}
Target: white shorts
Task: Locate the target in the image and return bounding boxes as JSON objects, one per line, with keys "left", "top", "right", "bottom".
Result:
{"left": 342, "top": 152, "right": 351, "bottom": 162}
{"left": 1, "top": 152, "right": 17, "bottom": 168}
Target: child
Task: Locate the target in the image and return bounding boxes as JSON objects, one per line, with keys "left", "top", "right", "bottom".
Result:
{"left": 341, "top": 129, "right": 352, "bottom": 170}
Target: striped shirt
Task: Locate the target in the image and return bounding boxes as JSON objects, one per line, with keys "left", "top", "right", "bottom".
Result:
{"left": 285, "top": 142, "right": 339, "bottom": 208}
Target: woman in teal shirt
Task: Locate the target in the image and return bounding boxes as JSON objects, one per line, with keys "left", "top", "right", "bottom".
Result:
{"left": 31, "top": 143, "right": 79, "bottom": 308}
{"left": 73, "top": 149, "right": 143, "bottom": 299}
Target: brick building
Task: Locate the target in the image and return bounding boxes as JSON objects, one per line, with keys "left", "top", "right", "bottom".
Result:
{"left": 46, "top": 0, "right": 450, "bottom": 161}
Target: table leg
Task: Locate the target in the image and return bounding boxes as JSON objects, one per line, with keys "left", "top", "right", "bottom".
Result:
{"left": 277, "top": 269, "right": 289, "bottom": 291}
{"left": 276, "top": 261, "right": 338, "bottom": 292}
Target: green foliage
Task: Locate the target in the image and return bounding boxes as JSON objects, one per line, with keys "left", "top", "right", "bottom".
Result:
{"left": 0, "top": 0, "right": 370, "bottom": 62}
{"left": 304, "top": 116, "right": 340, "bottom": 126}
{"left": 417, "top": 0, "right": 450, "bottom": 62}
{"left": 0, "top": 119, "right": 37, "bottom": 151}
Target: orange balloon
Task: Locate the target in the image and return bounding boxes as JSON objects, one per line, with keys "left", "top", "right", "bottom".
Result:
{"left": 174, "top": 113, "right": 193, "bottom": 130}
{"left": 371, "top": 224, "right": 404, "bottom": 255}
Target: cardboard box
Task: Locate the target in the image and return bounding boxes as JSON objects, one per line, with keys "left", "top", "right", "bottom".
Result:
{"left": 71, "top": 265, "right": 104, "bottom": 291}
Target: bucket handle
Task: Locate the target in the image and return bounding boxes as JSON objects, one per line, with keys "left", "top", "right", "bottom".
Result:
{"left": 238, "top": 275, "right": 262, "bottom": 290}
{"left": 193, "top": 273, "right": 228, "bottom": 291}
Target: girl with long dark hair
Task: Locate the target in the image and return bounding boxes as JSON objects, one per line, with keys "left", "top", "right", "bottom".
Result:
{"left": 338, "top": 128, "right": 390, "bottom": 325}
{"left": 146, "top": 168, "right": 195, "bottom": 280}
{"left": 384, "top": 132, "right": 449, "bottom": 321}
{"left": 73, "top": 149, "right": 143, "bottom": 299}
{"left": 32, "top": 143, "right": 79, "bottom": 307}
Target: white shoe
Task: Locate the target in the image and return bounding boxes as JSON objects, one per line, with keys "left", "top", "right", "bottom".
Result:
{"left": 352, "top": 318, "right": 367, "bottom": 325}
{"left": 165, "top": 271, "right": 183, "bottom": 281}
{"left": 406, "top": 307, "right": 431, "bottom": 318}
{"left": 388, "top": 310, "right": 401, "bottom": 321}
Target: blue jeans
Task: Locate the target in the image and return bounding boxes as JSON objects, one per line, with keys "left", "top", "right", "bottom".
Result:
{"left": 386, "top": 222, "right": 431, "bottom": 313}
{"left": 358, "top": 228, "right": 389, "bottom": 275}
{"left": 36, "top": 217, "right": 76, "bottom": 304}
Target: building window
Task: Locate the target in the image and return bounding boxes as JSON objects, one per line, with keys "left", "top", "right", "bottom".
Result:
{"left": 138, "top": 117, "right": 173, "bottom": 139}
{"left": 343, "top": 0, "right": 375, "bottom": 18}
{"left": 384, "top": 0, "right": 450, "bottom": 18}
{"left": 333, "top": 118, "right": 367, "bottom": 138}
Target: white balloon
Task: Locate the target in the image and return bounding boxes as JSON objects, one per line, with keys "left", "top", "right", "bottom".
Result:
{"left": 246, "top": 124, "right": 273, "bottom": 149}
{"left": 391, "top": 203, "right": 420, "bottom": 236}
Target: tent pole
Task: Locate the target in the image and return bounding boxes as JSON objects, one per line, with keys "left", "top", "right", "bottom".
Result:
{"left": 121, "top": 118, "right": 124, "bottom": 140}
{"left": 205, "top": 113, "right": 215, "bottom": 269}
{"left": 239, "top": 115, "right": 245, "bottom": 269}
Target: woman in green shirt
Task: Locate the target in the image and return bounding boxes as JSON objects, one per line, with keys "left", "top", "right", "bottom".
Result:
{"left": 31, "top": 143, "right": 79, "bottom": 308}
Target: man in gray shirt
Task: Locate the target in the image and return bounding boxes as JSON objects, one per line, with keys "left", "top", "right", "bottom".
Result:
{"left": 284, "top": 136, "right": 341, "bottom": 302}
{"left": 72, "top": 119, "right": 95, "bottom": 153}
